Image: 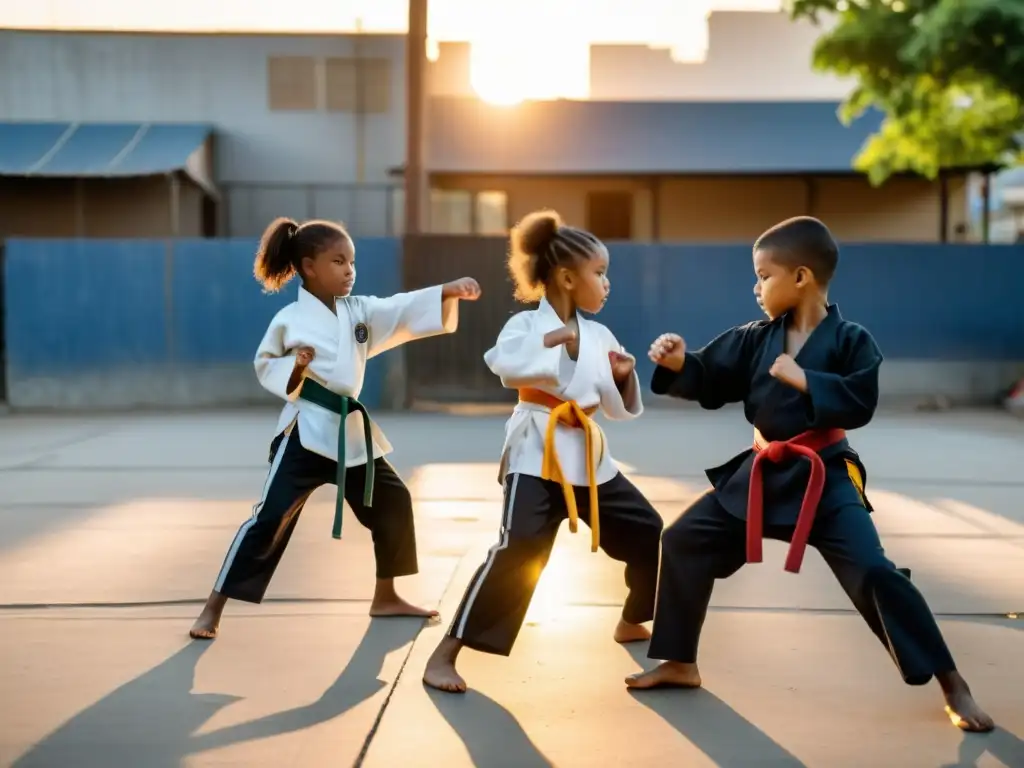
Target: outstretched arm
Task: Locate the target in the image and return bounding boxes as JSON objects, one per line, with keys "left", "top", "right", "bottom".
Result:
{"left": 649, "top": 323, "right": 760, "bottom": 410}
{"left": 363, "top": 277, "right": 481, "bottom": 358}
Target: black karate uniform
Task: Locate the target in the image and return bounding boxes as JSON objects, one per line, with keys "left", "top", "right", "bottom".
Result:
{"left": 446, "top": 472, "right": 664, "bottom": 656}
{"left": 649, "top": 305, "right": 956, "bottom": 685}
{"left": 213, "top": 426, "right": 419, "bottom": 604}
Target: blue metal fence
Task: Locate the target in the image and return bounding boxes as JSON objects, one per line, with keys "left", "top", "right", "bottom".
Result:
{"left": 3, "top": 237, "right": 401, "bottom": 408}
{"left": 598, "top": 243, "right": 1024, "bottom": 387}
{"left": 3, "top": 238, "right": 1022, "bottom": 408}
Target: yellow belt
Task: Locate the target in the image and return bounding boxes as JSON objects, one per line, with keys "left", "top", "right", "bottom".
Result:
{"left": 518, "top": 387, "right": 606, "bottom": 552}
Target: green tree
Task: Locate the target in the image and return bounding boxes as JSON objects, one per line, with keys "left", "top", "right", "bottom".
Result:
{"left": 785, "top": 0, "right": 1024, "bottom": 184}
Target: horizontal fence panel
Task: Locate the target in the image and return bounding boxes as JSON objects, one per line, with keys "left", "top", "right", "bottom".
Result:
{"left": 2, "top": 236, "right": 401, "bottom": 409}
{"left": 3, "top": 237, "right": 1022, "bottom": 408}
{"left": 5, "top": 239, "right": 169, "bottom": 377}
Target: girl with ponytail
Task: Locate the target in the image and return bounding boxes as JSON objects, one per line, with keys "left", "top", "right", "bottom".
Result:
{"left": 190, "top": 217, "right": 481, "bottom": 640}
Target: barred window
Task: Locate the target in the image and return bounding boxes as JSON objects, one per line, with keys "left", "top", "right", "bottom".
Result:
{"left": 267, "top": 56, "right": 318, "bottom": 111}
{"left": 325, "top": 57, "right": 392, "bottom": 114}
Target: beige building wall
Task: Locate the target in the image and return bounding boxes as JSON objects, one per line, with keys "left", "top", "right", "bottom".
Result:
{"left": 657, "top": 176, "right": 967, "bottom": 243}
{"left": 589, "top": 13, "right": 851, "bottom": 102}
{"left": 429, "top": 13, "right": 851, "bottom": 102}
{"left": 656, "top": 177, "right": 809, "bottom": 242}
{"left": 812, "top": 176, "right": 966, "bottom": 242}
{"left": 0, "top": 176, "right": 206, "bottom": 239}
{"left": 432, "top": 173, "right": 968, "bottom": 244}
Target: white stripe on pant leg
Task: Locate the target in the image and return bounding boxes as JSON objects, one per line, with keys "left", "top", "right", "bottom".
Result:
{"left": 214, "top": 433, "right": 291, "bottom": 592}
{"left": 452, "top": 473, "right": 520, "bottom": 639}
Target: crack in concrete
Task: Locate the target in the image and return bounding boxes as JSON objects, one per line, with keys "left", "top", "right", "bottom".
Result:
{"left": 352, "top": 549, "right": 472, "bottom": 768}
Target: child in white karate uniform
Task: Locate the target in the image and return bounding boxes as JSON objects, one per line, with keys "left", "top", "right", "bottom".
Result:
{"left": 190, "top": 217, "right": 481, "bottom": 639}
{"left": 423, "top": 209, "right": 664, "bottom": 693}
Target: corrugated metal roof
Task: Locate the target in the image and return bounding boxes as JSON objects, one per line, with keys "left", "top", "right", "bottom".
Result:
{"left": 0, "top": 122, "right": 212, "bottom": 177}
{"left": 427, "top": 98, "right": 886, "bottom": 175}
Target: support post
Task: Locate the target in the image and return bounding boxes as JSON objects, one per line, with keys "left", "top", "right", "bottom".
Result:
{"left": 404, "top": 0, "right": 428, "bottom": 236}
{"left": 939, "top": 171, "right": 949, "bottom": 243}
{"left": 981, "top": 172, "right": 991, "bottom": 244}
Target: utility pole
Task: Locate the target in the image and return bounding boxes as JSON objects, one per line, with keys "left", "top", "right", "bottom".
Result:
{"left": 404, "top": 0, "right": 428, "bottom": 235}
{"left": 391, "top": 0, "right": 429, "bottom": 410}
{"left": 354, "top": 16, "right": 366, "bottom": 184}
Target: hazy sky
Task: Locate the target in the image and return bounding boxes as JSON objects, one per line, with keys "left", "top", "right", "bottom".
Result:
{"left": 0, "top": 0, "right": 783, "bottom": 39}
{"left": 0, "top": 0, "right": 786, "bottom": 102}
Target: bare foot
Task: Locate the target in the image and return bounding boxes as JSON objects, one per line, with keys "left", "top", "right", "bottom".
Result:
{"left": 189, "top": 592, "right": 227, "bottom": 640}
{"left": 369, "top": 596, "right": 440, "bottom": 618}
{"left": 370, "top": 578, "right": 440, "bottom": 619}
{"left": 625, "top": 661, "right": 702, "bottom": 690}
{"left": 939, "top": 672, "right": 995, "bottom": 732}
{"left": 423, "top": 638, "right": 467, "bottom": 693}
{"left": 613, "top": 618, "right": 651, "bottom": 644}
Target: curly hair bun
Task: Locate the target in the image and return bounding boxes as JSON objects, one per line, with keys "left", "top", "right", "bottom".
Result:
{"left": 514, "top": 209, "right": 562, "bottom": 257}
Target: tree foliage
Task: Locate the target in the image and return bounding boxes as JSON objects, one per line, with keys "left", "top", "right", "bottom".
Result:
{"left": 785, "top": 0, "right": 1024, "bottom": 184}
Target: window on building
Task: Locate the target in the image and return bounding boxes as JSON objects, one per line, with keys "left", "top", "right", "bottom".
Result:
{"left": 324, "top": 58, "right": 356, "bottom": 112}
{"left": 475, "top": 190, "right": 509, "bottom": 235}
{"left": 325, "top": 57, "right": 392, "bottom": 114}
{"left": 360, "top": 59, "right": 392, "bottom": 114}
{"left": 586, "top": 190, "right": 633, "bottom": 241}
{"left": 390, "top": 188, "right": 507, "bottom": 236}
{"left": 430, "top": 190, "right": 473, "bottom": 234}
{"left": 390, "top": 187, "right": 404, "bottom": 236}
{"left": 267, "top": 56, "right": 318, "bottom": 111}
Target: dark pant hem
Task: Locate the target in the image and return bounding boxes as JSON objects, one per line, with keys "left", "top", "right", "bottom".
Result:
{"left": 646, "top": 644, "right": 697, "bottom": 664}
{"left": 903, "top": 673, "right": 935, "bottom": 687}
{"left": 449, "top": 633, "right": 514, "bottom": 657}
{"left": 375, "top": 564, "right": 419, "bottom": 580}
{"left": 621, "top": 604, "right": 655, "bottom": 625}
{"left": 217, "top": 586, "right": 265, "bottom": 605}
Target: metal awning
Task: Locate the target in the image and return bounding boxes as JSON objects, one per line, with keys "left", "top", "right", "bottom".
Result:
{"left": 0, "top": 122, "right": 214, "bottom": 191}
{"left": 427, "top": 98, "right": 888, "bottom": 175}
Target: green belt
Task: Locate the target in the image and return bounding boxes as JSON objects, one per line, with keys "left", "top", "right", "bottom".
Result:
{"left": 297, "top": 379, "right": 375, "bottom": 539}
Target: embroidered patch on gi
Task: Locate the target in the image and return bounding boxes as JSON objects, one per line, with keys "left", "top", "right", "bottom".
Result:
{"left": 354, "top": 322, "right": 369, "bottom": 344}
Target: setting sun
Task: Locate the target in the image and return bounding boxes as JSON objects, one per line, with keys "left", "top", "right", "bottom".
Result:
{"left": 469, "top": 32, "right": 590, "bottom": 105}
{"left": 469, "top": 43, "right": 529, "bottom": 105}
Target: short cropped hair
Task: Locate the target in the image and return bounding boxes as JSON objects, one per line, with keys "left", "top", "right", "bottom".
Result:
{"left": 753, "top": 216, "right": 839, "bottom": 286}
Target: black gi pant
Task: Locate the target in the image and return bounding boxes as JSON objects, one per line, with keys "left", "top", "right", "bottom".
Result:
{"left": 214, "top": 427, "right": 419, "bottom": 603}
{"left": 447, "top": 471, "right": 664, "bottom": 656}
{"left": 649, "top": 491, "right": 957, "bottom": 685}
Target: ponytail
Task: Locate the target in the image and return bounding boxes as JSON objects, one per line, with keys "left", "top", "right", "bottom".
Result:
{"left": 254, "top": 217, "right": 300, "bottom": 293}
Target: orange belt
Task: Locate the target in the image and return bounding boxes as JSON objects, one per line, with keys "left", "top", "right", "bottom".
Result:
{"left": 518, "top": 387, "right": 603, "bottom": 552}
{"left": 747, "top": 427, "right": 846, "bottom": 573}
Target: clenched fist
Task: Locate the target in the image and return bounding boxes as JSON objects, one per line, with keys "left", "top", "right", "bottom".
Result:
{"left": 648, "top": 333, "right": 686, "bottom": 372}
{"left": 295, "top": 346, "right": 316, "bottom": 367}
{"left": 769, "top": 353, "right": 807, "bottom": 392}
{"left": 442, "top": 277, "right": 482, "bottom": 301}
{"left": 609, "top": 350, "right": 636, "bottom": 384}
{"left": 543, "top": 326, "right": 577, "bottom": 348}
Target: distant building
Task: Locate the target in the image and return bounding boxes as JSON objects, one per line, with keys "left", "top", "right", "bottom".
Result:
{"left": 0, "top": 14, "right": 983, "bottom": 241}
{"left": 425, "top": 13, "right": 971, "bottom": 244}
{"left": 0, "top": 29, "right": 406, "bottom": 239}
{"left": 423, "top": 97, "right": 968, "bottom": 244}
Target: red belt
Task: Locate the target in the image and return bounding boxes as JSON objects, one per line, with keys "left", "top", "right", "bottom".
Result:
{"left": 746, "top": 427, "right": 846, "bottom": 573}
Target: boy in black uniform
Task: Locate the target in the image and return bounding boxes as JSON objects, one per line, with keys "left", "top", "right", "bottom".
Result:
{"left": 627, "top": 217, "right": 994, "bottom": 732}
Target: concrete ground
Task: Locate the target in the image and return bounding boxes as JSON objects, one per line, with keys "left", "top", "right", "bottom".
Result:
{"left": 0, "top": 406, "right": 1022, "bottom": 768}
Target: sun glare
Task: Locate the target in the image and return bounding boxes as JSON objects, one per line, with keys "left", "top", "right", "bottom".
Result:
{"left": 469, "top": 33, "right": 589, "bottom": 105}
{"left": 470, "top": 43, "right": 527, "bottom": 105}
